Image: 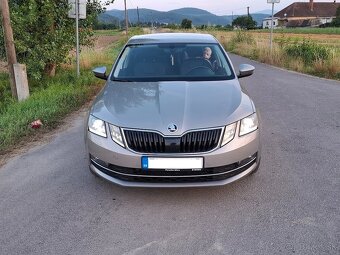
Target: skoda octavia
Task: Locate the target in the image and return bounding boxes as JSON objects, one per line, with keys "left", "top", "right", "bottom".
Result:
{"left": 85, "top": 33, "right": 261, "bottom": 187}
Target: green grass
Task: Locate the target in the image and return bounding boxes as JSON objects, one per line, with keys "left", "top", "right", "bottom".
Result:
{"left": 0, "top": 71, "right": 103, "bottom": 153}
{"left": 0, "top": 73, "right": 15, "bottom": 113}
{"left": 213, "top": 29, "right": 340, "bottom": 80}
{"left": 93, "top": 29, "right": 122, "bottom": 36}
{"left": 263, "top": 27, "right": 340, "bottom": 34}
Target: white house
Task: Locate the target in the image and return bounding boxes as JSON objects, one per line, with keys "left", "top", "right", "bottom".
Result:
{"left": 262, "top": 17, "right": 280, "bottom": 29}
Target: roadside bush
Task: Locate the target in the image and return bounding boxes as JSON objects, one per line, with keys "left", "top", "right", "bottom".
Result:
{"left": 284, "top": 40, "right": 330, "bottom": 64}
{"left": 0, "top": 0, "right": 113, "bottom": 80}
{"left": 0, "top": 73, "right": 16, "bottom": 114}
{"left": 226, "top": 30, "right": 255, "bottom": 51}
{"left": 230, "top": 30, "right": 255, "bottom": 45}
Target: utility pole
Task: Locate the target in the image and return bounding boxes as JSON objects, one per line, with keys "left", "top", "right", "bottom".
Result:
{"left": 137, "top": 6, "right": 140, "bottom": 27}
{"left": 270, "top": 2, "right": 274, "bottom": 52}
{"left": 0, "top": 0, "right": 18, "bottom": 99}
{"left": 124, "top": 0, "right": 128, "bottom": 36}
{"left": 267, "top": 0, "right": 280, "bottom": 54}
{"left": 247, "top": 6, "right": 250, "bottom": 18}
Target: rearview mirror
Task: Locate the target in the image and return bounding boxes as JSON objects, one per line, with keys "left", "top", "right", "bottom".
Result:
{"left": 238, "top": 64, "right": 255, "bottom": 78}
{"left": 92, "top": 66, "right": 107, "bottom": 80}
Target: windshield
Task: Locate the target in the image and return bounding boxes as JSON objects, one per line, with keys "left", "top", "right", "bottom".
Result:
{"left": 111, "top": 43, "right": 235, "bottom": 82}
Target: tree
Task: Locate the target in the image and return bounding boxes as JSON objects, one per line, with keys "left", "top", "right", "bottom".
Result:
{"left": 181, "top": 18, "right": 192, "bottom": 29}
{"left": 0, "top": 0, "right": 114, "bottom": 79}
{"left": 331, "top": 6, "right": 340, "bottom": 27}
{"left": 232, "top": 15, "right": 257, "bottom": 29}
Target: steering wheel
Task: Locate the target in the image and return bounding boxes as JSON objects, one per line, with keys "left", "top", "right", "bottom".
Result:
{"left": 181, "top": 58, "right": 214, "bottom": 75}
{"left": 186, "top": 66, "right": 215, "bottom": 76}
{"left": 202, "top": 58, "right": 213, "bottom": 69}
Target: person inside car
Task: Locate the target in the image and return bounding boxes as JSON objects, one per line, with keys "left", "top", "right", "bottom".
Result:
{"left": 202, "top": 47, "right": 218, "bottom": 70}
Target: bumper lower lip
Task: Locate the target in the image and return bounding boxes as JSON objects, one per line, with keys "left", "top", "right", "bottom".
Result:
{"left": 89, "top": 158, "right": 258, "bottom": 188}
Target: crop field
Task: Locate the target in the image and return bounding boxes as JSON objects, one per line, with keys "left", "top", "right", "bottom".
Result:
{"left": 271, "top": 27, "right": 340, "bottom": 34}
{"left": 212, "top": 30, "right": 340, "bottom": 51}
{"left": 253, "top": 31, "right": 340, "bottom": 52}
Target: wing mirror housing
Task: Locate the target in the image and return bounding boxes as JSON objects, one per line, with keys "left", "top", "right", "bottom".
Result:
{"left": 237, "top": 64, "right": 255, "bottom": 79}
{"left": 92, "top": 66, "right": 107, "bottom": 80}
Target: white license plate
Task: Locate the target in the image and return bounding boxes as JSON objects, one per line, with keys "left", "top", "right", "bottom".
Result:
{"left": 141, "top": 157, "right": 203, "bottom": 170}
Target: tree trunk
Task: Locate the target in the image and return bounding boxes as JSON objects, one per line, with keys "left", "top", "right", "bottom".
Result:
{"left": 1, "top": 0, "right": 18, "bottom": 99}
{"left": 44, "top": 62, "right": 56, "bottom": 77}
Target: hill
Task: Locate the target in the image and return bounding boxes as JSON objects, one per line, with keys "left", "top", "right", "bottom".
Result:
{"left": 98, "top": 13, "right": 119, "bottom": 24}
{"left": 99, "top": 8, "right": 269, "bottom": 26}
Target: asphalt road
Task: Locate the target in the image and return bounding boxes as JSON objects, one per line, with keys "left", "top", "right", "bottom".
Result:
{"left": 0, "top": 55, "right": 339, "bottom": 255}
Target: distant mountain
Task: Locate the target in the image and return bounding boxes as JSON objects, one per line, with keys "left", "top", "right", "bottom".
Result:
{"left": 99, "top": 8, "right": 269, "bottom": 26}
{"left": 98, "top": 13, "right": 119, "bottom": 24}
{"left": 168, "top": 8, "right": 215, "bottom": 16}
{"left": 255, "top": 9, "right": 273, "bottom": 15}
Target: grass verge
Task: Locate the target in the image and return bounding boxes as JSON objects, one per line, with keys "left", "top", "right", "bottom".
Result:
{"left": 0, "top": 29, "right": 133, "bottom": 155}
{"left": 0, "top": 71, "right": 102, "bottom": 154}
{"left": 270, "top": 27, "right": 340, "bottom": 35}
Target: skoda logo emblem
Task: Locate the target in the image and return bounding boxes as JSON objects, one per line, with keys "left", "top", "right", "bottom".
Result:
{"left": 168, "top": 123, "right": 178, "bottom": 133}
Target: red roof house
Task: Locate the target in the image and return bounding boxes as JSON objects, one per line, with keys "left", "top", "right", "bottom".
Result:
{"left": 274, "top": 0, "right": 340, "bottom": 27}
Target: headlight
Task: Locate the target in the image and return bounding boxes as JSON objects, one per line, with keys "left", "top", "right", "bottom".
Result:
{"left": 109, "top": 124, "right": 125, "bottom": 147}
{"left": 221, "top": 122, "right": 237, "bottom": 147}
{"left": 88, "top": 115, "right": 107, "bottom": 137}
{"left": 240, "top": 113, "right": 258, "bottom": 136}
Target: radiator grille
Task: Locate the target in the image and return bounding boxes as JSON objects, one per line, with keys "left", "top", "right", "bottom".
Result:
{"left": 124, "top": 129, "right": 222, "bottom": 153}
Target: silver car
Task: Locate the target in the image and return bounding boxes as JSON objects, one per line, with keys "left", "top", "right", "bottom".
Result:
{"left": 85, "top": 33, "right": 261, "bottom": 187}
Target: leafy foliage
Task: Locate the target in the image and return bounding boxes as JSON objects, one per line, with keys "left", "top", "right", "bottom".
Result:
{"left": 0, "top": 0, "right": 114, "bottom": 80}
{"left": 230, "top": 30, "right": 255, "bottom": 44}
{"left": 181, "top": 18, "right": 192, "bottom": 29}
{"left": 284, "top": 40, "right": 330, "bottom": 64}
{"left": 232, "top": 15, "right": 257, "bottom": 29}
{"left": 331, "top": 6, "right": 340, "bottom": 27}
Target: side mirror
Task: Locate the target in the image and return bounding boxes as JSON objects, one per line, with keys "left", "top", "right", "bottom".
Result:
{"left": 92, "top": 66, "right": 107, "bottom": 80}
{"left": 237, "top": 64, "right": 255, "bottom": 78}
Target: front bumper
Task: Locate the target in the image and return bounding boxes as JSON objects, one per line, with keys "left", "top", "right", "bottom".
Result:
{"left": 89, "top": 152, "right": 259, "bottom": 187}
{"left": 86, "top": 122, "right": 260, "bottom": 187}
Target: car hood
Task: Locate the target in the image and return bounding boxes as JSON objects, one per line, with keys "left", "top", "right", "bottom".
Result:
{"left": 91, "top": 80, "right": 254, "bottom": 135}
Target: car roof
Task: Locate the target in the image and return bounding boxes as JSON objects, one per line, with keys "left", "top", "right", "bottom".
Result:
{"left": 127, "top": 33, "right": 219, "bottom": 44}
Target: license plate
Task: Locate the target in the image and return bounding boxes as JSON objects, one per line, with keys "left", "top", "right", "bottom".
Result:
{"left": 141, "top": 157, "right": 203, "bottom": 170}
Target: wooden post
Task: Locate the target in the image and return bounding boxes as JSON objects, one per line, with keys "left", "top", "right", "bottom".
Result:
{"left": 0, "top": 0, "right": 18, "bottom": 99}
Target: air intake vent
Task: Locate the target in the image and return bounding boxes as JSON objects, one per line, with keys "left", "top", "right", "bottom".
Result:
{"left": 124, "top": 130, "right": 165, "bottom": 153}
{"left": 180, "top": 129, "right": 221, "bottom": 153}
{"left": 124, "top": 129, "right": 222, "bottom": 153}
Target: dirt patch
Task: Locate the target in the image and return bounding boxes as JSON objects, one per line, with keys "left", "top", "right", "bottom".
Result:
{"left": 80, "top": 35, "right": 122, "bottom": 54}
{"left": 0, "top": 35, "right": 121, "bottom": 74}
{"left": 94, "top": 35, "right": 121, "bottom": 51}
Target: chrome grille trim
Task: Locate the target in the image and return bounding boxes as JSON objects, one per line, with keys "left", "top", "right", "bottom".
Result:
{"left": 90, "top": 156, "right": 256, "bottom": 178}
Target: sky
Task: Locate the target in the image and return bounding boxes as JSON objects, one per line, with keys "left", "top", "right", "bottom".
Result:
{"left": 107, "top": 0, "right": 334, "bottom": 15}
